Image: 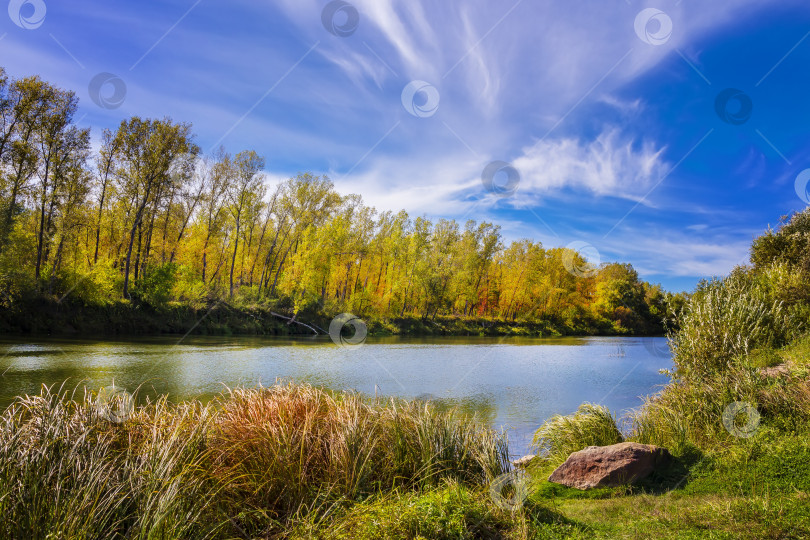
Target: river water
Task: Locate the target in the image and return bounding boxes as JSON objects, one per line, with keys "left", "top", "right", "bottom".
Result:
{"left": 0, "top": 335, "right": 672, "bottom": 456}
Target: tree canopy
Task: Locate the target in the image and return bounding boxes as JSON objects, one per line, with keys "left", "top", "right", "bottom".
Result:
{"left": 0, "top": 67, "right": 678, "bottom": 334}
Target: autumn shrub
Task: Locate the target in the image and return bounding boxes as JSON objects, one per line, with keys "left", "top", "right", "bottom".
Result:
{"left": 53, "top": 260, "right": 122, "bottom": 305}
{"left": 131, "top": 262, "right": 178, "bottom": 307}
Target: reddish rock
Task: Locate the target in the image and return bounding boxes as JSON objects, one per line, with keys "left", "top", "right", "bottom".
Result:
{"left": 548, "top": 442, "right": 671, "bottom": 490}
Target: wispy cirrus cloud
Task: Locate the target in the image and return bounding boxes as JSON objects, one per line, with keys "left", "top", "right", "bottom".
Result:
{"left": 3, "top": 0, "right": 807, "bottom": 292}
{"left": 511, "top": 129, "right": 668, "bottom": 203}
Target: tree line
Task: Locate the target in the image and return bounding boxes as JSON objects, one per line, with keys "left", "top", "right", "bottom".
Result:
{"left": 0, "top": 68, "right": 683, "bottom": 334}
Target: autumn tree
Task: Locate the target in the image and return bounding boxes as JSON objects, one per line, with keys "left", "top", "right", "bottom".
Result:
{"left": 110, "top": 117, "right": 196, "bottom": 298}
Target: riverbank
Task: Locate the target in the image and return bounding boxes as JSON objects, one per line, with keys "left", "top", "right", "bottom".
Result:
{"left": 1, "top": 344, "right": 808, "bottom": 539}
{"left": 0, "top": 296, "right": 663, "bottom": 338}
{"left": 520, "top": 332, "right": 810, "bottom": 538}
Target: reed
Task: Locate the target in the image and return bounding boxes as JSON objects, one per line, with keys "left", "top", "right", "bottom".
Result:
{"left": 670, "top": 268, "right": 799, "bottom": 380}
{"left": 209, "top": 384, "right": 509, "bottom": 534}
{"left": 632, "top": 360, "right": 810, "bottom": 451}
{"left": 0, "top": 381, "right": 509, "bottom": 538}
{"left": 531, "top": 403, "right": 623, "bottom": 463}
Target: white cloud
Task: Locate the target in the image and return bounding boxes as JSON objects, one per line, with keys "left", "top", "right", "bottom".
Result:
{"left": 328, "top": 152, "right": 481, "bottom": 216}
{"left": 512, "top": 129, "right": 668, "bottom": 201}
{"left": 603, "top": 234, "right": 751, "bottom": 278}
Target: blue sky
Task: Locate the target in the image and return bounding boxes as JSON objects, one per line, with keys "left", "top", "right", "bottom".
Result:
{"left": 2, "top": 0, "right": 809, "bottom": 292}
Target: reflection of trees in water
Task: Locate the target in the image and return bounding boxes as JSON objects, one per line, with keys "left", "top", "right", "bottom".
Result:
{"left": 414, "top": 393, "right": 498, "bottom": 424}
{"left": 2, "top": 349, "right": 66, "bottom": 358}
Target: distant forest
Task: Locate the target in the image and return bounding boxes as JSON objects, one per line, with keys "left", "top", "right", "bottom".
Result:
{"left": 0, "top": 67, "right": 685, "bottom": 335}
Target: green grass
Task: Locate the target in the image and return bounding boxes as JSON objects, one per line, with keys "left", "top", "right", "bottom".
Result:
{"left": 295, "top": 482, "right": 519, "bottom": 539}
{"left": 522, "top": 420, "right": 810, "bottom": 539}
{"left": 518, "top": 322, "right": 810, "bottom": 539}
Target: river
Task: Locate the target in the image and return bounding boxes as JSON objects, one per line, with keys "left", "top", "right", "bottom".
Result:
{"left": 0, "top": 335, "right": 672, "bottom": 456}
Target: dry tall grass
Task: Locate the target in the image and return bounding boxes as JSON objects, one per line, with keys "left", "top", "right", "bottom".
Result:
{"left": 0, "top": 382, "right": 509, "bottom": 538}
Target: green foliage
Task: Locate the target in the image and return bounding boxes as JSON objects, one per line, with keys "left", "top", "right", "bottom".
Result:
{"left": 532, "top": 404, "right": 623, "bottom": 464}
{"left": 309, "top": 482, "right": 516, "bottom": 539}
{"left": 670, "top": 267, "right": 800, "bottom": 379}
{"left": 132, "top": 262, "right": 178, "bottom": 307}
{"left": 751, "top": 209, "right": 810, "bottom": 272}
{"left": 52, "top": 260, "right": 121, "bottom": 305}
{"left": 171, "top": 263, "right": 208, "bottom": 307}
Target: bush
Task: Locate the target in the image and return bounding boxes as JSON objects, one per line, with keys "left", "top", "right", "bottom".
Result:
{"left": 532, "top": 403, "right": 623, "bottom": 463}
{"left": 751, "top": 208, "right": 810, "bottom": 272}
{"left": 53, "top": 260, "right": 121, "bottom": 305}
{"left": 670, "top": 268, "right": 799, "bottom": 379}
{"left": 132, "top": 262, "right": 178, "bottom": 307}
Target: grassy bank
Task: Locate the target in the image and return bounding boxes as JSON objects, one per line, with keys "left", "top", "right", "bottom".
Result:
{"left": 0, "top": 294, "right": 662, "bottom": 338}
{"left": 514, "top": 208, "right": 810, "bottom": 538}
{"left": 521, "top": 333, "right": 810, "bottom": 539}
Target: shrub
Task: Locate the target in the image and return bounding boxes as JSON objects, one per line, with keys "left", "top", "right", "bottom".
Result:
{"left": 132, "top": 262, "right": 178, "bottom": 307}
{"left": 532, "top": 403, "right": 623, "bottom": 463}
{"left": 751, "top": 208, "right": 810, "bottom": 272}
{"left": 670, "top": 268, "right": 799, "bottom": 379}
{"left": 54, "top": 259, "right": 121, "bottom": 305}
